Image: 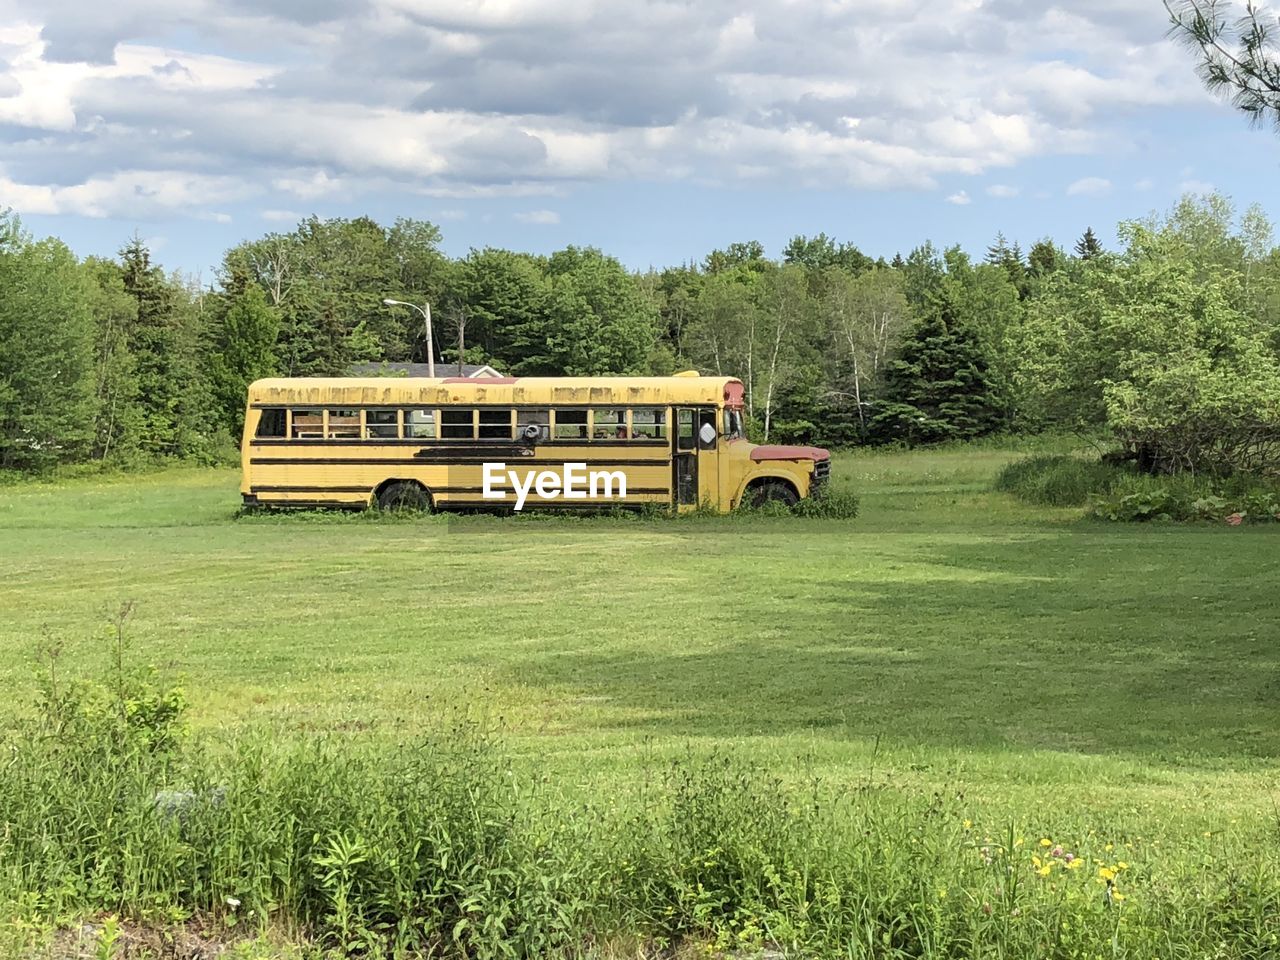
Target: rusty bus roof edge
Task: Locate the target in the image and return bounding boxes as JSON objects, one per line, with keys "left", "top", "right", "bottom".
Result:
{"left": 247, "top": 375, "right": 743, "bottom": 405}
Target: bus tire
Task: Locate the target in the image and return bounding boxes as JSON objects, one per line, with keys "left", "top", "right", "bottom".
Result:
{"left": 750, "top": 480, "right": 799, "bottom": 508}
{"left": 376, "top": 481, "right": 431, "bottom": 512}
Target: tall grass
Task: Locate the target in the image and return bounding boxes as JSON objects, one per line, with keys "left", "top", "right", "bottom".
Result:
{"left": 3, "top": 629, "right": 1279, "bottom": 958}
{"left": 993, "top": 455, "right": 1127, "bottom": 507}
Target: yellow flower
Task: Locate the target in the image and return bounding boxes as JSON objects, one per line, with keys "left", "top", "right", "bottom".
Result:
{"left": 1040, "top": 838, "right": 1052, "bottom": 847}
{"left": 1104, "top": 843, "right": 1113, "bottom": 852}
{"left": 1112, "top": 891, "right": 1126, "bottom": 902}
{"left": 1038, "top": 865, "right": 1052, "bottom": 877}
{"left": 938, "top": 887, "right": 948, "bottom": 899}
{"left": 1066, "top": 858, "right": 1083, "bottom": 870}
{"left": 1014, "top": 837, "right": 1024, "bottom": 848}
{"left": 1117, "top": 861, "right": 1129, "bottom": 870}
{"left": 1032, "top": 856, "right": 1042, "bottom": 868}
{"left": 1099, "top": 867, "right": 1116, "bottom": 881}
{"left": 963, "top": 819, "right": 972, "bottom": 830}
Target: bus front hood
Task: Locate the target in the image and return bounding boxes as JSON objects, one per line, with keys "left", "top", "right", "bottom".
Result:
{"left": 749, "top": 444, "right": 830, "bottom": 463}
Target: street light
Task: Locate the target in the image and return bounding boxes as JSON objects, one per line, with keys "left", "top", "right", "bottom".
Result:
{"left": 382, "top": 298, "right": 435, "bottom": 377}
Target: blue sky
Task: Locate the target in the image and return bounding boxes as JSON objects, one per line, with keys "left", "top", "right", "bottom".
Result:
{"left": 1, "top": 0, "right": 1278, "bottom": 277}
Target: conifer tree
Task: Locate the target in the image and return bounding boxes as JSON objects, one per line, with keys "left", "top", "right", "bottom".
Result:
{"left": 869, "top": 294, "right": 1002, "bottom": 444}
{"left": 1074, "top": 227, "right": 1103, "bottom": 260}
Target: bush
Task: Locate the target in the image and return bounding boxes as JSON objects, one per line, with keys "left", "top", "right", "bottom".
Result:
{"left": 996, "top": 454, "right": 1280, "bottom": 522}
{"left": 994, "top": 455, "right": 1128, "bottom": 507}
{"left": 1090, "top": 472, "right": 1280, "bottom": 523}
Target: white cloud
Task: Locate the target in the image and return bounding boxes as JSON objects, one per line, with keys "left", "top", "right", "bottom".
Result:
{"left": 1067, "top": 176, "right": 1112, "bottom": 196}
{"left": 261, "top": 208, "right": 300, "bottom": 221}
{"left": 0, "top": 167, "right": 255, "bottom": 218}
{"left": 986, "top": 184, "right": 1020, "bottom": 198}
{"left": 513, "top": 209, "right": 560, "bottom": 225}
{"left": 945, "top": 190, "right": 971, "bottom": 206}
{"left": 0, "top": 0, "right": 1217, "bottom": 218}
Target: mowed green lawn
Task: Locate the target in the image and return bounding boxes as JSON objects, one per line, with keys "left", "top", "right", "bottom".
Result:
{"left": 1, "top": 447, "right": 1278, "bottom": 831}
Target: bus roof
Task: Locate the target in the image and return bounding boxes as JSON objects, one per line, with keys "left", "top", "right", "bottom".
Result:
{"left": 247, "top": 375, "right": 744, "bottom": 407}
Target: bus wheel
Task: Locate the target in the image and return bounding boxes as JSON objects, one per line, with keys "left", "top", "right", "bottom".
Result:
{"left": 751, "top": 481, "right": 799, "bottom": 508}
{"left": 377, "top": 481, "right": 430, "bottom": 512}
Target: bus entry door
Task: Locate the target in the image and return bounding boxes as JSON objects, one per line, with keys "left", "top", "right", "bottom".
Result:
{"left": 673, "top": 408, "right": 719, "bottom": 508}
{"left": 674, "top": 408, "right": 698, "bottom": 506}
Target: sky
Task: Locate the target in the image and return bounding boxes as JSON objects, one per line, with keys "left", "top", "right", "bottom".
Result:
{"left": 1, "top": 0, "right": 1278, "bottom": 277}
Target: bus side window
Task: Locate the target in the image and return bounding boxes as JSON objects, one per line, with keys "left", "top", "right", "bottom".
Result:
{"left": 404, "top": 409, "right": 436, "bottom": 439}
{"left": 478, "top": 408, "right": 514, "bottom": 440}
{"left": 255, "top": 409, "right": 286, "bottom": 438}
{"left": 327, "top": 409, "right": 361, "bottom": 439}
{"left": 594, "top": 408, "right": 627, "bottom": 440}
{"left": 366, "top": 409, "right": 399, "bottom": 439}
{"left": 553, "top": 409, "right": 588, "bottom": 439}
{"left": 518, "top": 409, "right": 550, "bottom": 442}
{"left": 676, "top": 409, "right": 695, "bottom": 450}
{"left": 292, "top": 409, "right": 323, "bottom": 439}
{"left": 632, "top": 408, "right": 665, "bottom": 440}
{"left": 440, "top": 409, "right": 476, "bottom": 440}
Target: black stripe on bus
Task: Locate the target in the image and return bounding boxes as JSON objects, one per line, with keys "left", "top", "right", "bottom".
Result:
{"left": 248, "top": 439, "right": 671, "bottom": 448}
{"left": 250, "top": 402, "right": 720, "bottom": 411}
{"left": 249, "top": 457, "right": 673, "bottom": 467}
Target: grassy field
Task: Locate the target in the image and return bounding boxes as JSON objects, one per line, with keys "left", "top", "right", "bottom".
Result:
{"left": 2, "top": 446, "right": 1279, "bottom": 956}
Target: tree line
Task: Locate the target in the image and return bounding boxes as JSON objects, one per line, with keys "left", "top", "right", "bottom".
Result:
{"left": 3, "top": 194, "right": 1279, "bottom": 476}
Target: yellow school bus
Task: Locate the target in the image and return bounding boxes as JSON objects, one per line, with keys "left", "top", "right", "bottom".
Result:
{"left": 239, "top": 374, "right": 831, "bottom": 513}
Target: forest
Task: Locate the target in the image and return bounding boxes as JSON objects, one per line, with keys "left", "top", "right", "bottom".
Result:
{"left": 2, "top": 193, "right": 1279, "bottom": 480}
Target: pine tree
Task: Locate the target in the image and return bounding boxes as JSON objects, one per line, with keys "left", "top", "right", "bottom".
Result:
{"left": 1074, "top": 227, "right": 1103, "bottom": 260}
{"left": 869, "top": 295, "right": 1002, "bottom": 445}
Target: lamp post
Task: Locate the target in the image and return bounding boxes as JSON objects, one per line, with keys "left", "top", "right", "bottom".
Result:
{"left": 382, "top": 298, "right": 435, "bottom": 377}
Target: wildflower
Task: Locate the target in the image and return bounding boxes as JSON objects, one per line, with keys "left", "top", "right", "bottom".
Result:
{"left": 981, "top": 903, "right": 992, "bottom": 916}
{"left": 1014, "top": 837, "right": 1024, "bottom": 848}
{"left": 1063, "top": 853, "right": 1075, "bottom": 863}
{"left": 1117, "top": 861, "right": 1129, "bottom": 870}
{"left": 963, "top": 819, "right": 973, "bottom": 830}
{"left": 938, "top": 887, "right": 948, "bottom": 899}
{"left": 1104, "top": 843, "right": 1113, "bottom": 852}
{"left": 1098, "top": 867, "right": 1116, "bottom": 881}
{"left": 225, "top": 897, "right": 241, "bottom": 909}
{"left": 1038, "top": 865, "right": 1052, "bottom": 877}
{"left": 1032, "top": 856, "right": 1042, "bottom": 868}
{"left": 1040, "top": 838, "right": 1052, "bottom": 848}
{"left": 1112, "top": 891, "right": 1126, "bottom": 903}
{"left": 1051, "top": 845, "right": 1064, "bottom": 857}
{"left": 1067, "top": 858, "right": 1083, "bottom": 870}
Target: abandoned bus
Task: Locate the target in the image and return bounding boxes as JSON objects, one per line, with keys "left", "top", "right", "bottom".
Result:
{"left": 240, "top": 374, "right": 831, "bottom": 513}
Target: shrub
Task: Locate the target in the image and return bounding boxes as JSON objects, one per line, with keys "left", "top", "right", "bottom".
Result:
{"left": 1090, "top": 473, "right": 1280, "bottom": 523}
{"left": 994, "top": 455, "right": 1128, "bottom": 507}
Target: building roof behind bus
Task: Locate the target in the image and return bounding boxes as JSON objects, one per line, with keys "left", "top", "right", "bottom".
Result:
{"left": 247, "top": 375, "right": 743, "bottom": 407}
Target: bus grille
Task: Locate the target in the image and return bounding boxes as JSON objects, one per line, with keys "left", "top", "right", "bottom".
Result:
{"left": 812, "top": 458, "right": 831, "bottom": 486}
